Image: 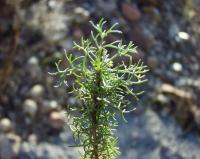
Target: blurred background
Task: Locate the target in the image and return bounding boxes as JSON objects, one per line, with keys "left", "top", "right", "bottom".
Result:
{"left": 0, "top": 0, "right": 200, "bottom": 158}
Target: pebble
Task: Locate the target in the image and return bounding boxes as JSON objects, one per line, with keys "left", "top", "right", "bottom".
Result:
{"left": 28, "top": 134, "right": 37, "bottom": 145}
{"left": 0, "top": 135, "right": 15, "bottom": 159}
{"left": 27, "top": 56, "right": 42, "bottom": 80}
{"left": 74, "top": 7, "right": 90, "bottom": 23}
{"left": 49, "top": 111, "right": 66, "bottom": 130}
{"left": 68, "top": 97, "right": 75, "bottom": 105}
{"left": 147, "top": 56, "right": 158, "bottom": 71}
{"left": 96, "top": 0, "right": 117, "bottom": 15}
{"left": 7, "top": 133, "right": 21, "bottom": 156}
{"left": 131, "top": 26, "right": 155, "bottom": 51}
{"left": 169, "top": 24, "right": 180, "bottom": 39}
{"left": 46, "top": 75, "right": 54, "bottom": 86}
{"left": 48, "top": 0, "right": 56, "bottom": 8}
{"left": 73, "top": 28, "right": 84, "bottom": 39}
{"left": 29, "top": 84, "right": 45, "bottom": 98}
{"left": 156, "top": 94, "right": 169, "bottom": 105}
{"left": 27, "top": 56, "right": 39, "bottom": 66}
{"left": 142, "top": 6, "right": 161, "bottom": 24}
{"left": 41, "top": 100, "right": 59, "bottom": 113}
{"left": 0, "top": 118, "right": 12, "bottom": 132}
{"left": 23, "top": 99, "right": 38, "bottom": 116}
{"left": 176, "top": 31, "right": 190, "bottom": 41}
{"left": 160, "top": 83, "right": 191, "bottom": 99}
{"left": 61, "top": 38, "right": 73, "bottom": 52}
{"left": 49, "top": 100, "right": 59, "bottom": 109}
{"left": 172, "top": 62, "right": 183, "bottom": 72}
{"left": 132, "top": 49, "right": 145, "bottom": 62}
{"left": 121, "top": 3, "right": 142, "bottom": 22}
{"left": 0, "top": 134, "right": 21, "bottom": 159}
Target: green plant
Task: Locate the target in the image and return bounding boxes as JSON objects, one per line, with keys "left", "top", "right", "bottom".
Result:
{"left": 51, "top": 19, "right": 148, "bottom": 159}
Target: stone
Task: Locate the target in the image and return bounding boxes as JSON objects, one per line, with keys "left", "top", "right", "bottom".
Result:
{"left": 27, "top": 56, "right": 39, "bottom": 66}
{"left": 171, "top": 62, "right": 182, "bottom": 72}
{"left": 132, "top": 49, "right": 145, "bottom": 62}
{"left": 160, "top": 83, "right": 192, "bottom": 99}
{"left": 156, "top": 94, "right": 169, "bottom": 105}
{"left": 131, "top": 27, "right": 155, "bottom": 51}
{"left": 41, "top": 100, "right": 59, "bottom": 113}
{"left": 147, "top": 56, "right": 158, "bottom": 70}
{"left": 0, "top": 118, "right": 12, "bottom": 132}
{"left": 169, "top": 24, "right": 180, "bottom": 39}
{"left": 29, "top": 84, "right": 44, "bottom": 98}
{"left": 96, "top": 0, "right": 117, "bottom": 15}
{"left": 142, "top": 6, "right": 161, "bottom": 24}
{"left": 73, "top": 28, "right": 84, "bottom": 39}
{"left": 61, "top": 38, "right": 73, "bottom": 51}
{"left": 178, "top": 32, "right": 189, "bottom": 40}
{"left": 28, "top": 134, "right": 37, "bottom": 145}
{"left": 68, "top": 97, "right": 75, "bottom": 105}
{"left": 7, "top": 133, "right": 21, "bottom": 156}
{"left": 49, "top": 100, "right": 59, "bottom": 109}
{"left": 0, "top": 135, "right": 15, "bottom": 159}
{"left": 176, "top": 32, "right": 190, "bottom": 41}
{"left": 0, "top": 134, "right": 21, "bottom": 159}
{"left": 23, "top": 99, "right": 38, "bottom": 116}
{"left": 121, "top": 3, "right": 142, "bottom": 22}
{"left": 49, "top": 111, "right": 66, "bottom": 130}
{"left": 74, "top": 7, "right": 90, "bottom": 23}
{"left": 27, "top": 57, "right": 42, "bottom": 80}
{"left": 48, "top": 0, "right": 56, "bottom": 8}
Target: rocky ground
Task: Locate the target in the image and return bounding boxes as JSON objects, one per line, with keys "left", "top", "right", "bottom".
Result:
{"left": 1, "top": 0, "right": 200, "bottom": 158}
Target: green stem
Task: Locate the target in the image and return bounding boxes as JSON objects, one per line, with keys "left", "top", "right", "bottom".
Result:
{"left": 91, "top": 70, "right": 101, "bottom": 159}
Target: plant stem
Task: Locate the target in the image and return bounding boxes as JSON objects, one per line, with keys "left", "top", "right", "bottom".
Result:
{"left": 91, "top": 111, "right": 99, "bottom": 159}
{"left": 91, "top": 70, "right": 101, "bottom": 159}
